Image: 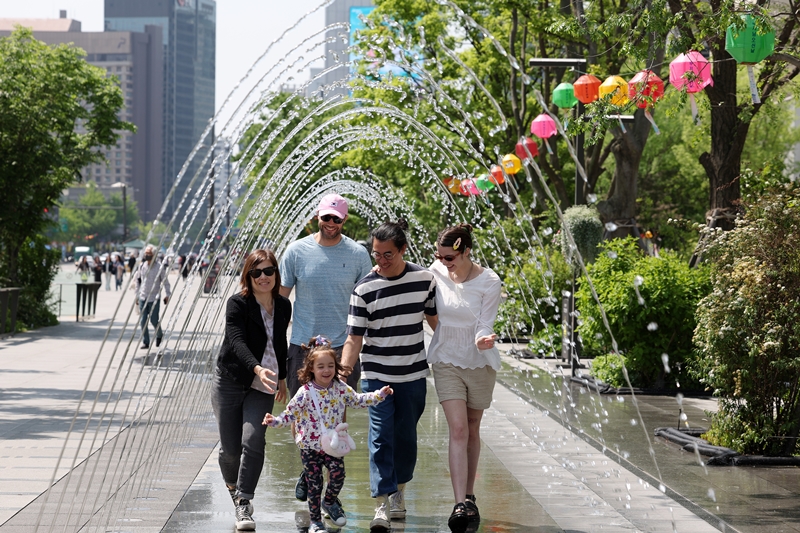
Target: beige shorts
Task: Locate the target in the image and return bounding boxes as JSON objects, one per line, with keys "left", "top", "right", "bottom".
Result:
{"left": 432, "top": 362, "right": 497, "bottom": 410}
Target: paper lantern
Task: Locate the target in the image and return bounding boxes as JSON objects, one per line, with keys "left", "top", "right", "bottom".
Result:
{"left": 475, "top": 174, "right": 495, "bottom": 191}
{"left": 726, "top": 15, "right": 775, "bottom": 104}
{"left": 443, "top": 176, "right": 461, "bottom": 194}
{"left": 553, "top": 82, "right": 578, "bottom": 109}
{"left": 628, "top": 70, "right": 664, "bottom": 109}
{"left": 502, "top": 154, "right": 522, "bottom": 175}
{"left": 515, "top": 137, "right": 539, "bottom": 160}
{"left": 599, "top": 75, "right": 629, "bottom": 106}
{"left": 669, "top": 51, "right": 713, "bottom": 120}
{"left": 490, "top": 164, "right": 505, "bottom": 185}
{"left": 628, "top": 70, "right": 665, "bottom": 134}
{"left": 460, "top": 178, "right": 480, "bottom": 196}
{"left": 530, "top": 114, "right": 557, "bottom": 139}
{"left": 573, "top": 74, "right": 601, "bottom": 104}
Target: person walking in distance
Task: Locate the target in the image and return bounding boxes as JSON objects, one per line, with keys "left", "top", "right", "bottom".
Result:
{"left": 212, "top": 249, "right": 291, "bottom": 531}
{"left": 134, "top": 245, "right": 170, "bottom": 350}
{"left": 340, "top": 219, "right": 438, "bottom": 532}
{"left": 279, "top": 193, "right": 373, "bottom": 506}
{"left": 426, "top": 224, "right": 502, "bottom": 532}
{"left": 264, "top": 337, "right": 393, "bottom": 532}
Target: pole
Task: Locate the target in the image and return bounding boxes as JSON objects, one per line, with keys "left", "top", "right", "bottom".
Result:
{"left": 122, "top": 184, "right": 128, "bottom": 242}
{"left": 209, "top": 166, "right": 215, "bottom": 252}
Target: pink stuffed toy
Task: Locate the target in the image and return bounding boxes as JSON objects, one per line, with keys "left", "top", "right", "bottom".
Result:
{"left": 321, "top": 422, "right": 356, "bottom": 458}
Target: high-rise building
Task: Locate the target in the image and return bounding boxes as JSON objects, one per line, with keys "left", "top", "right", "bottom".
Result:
{"left": 105, "top": 0, "right": 216, "bottom": 220}
{"left": 0, "top": 13, "right": 165, "bottom": 222}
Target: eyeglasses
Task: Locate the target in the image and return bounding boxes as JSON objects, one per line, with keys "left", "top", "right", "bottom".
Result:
{"left": 434, "top": 252, "right": 462, "bottom": 262}
{"left": 320, "top": 214, "right": 344, "bottom": 224}
{"left": 371, "top": 250, "right": 396, "bottom": 261}
{"left": 248, "top": 266, "right": 277, "bottom": 278}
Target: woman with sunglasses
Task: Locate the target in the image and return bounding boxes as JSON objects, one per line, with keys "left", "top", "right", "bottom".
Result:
{"left": 211, "top": 249, "right": 292, "bottom": 531}
{"left": 427, "top": 224, "right": 502, "bottom": 533}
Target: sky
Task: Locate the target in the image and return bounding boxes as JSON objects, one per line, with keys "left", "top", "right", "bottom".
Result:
{"left": 0, "top": 0, "right": 326, "bottom": 115}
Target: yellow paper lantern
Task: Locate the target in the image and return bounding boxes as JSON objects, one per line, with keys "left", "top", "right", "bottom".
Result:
{"left": 502, "top": 154, "right": 522, "bottom": 175}
{"left": 599, "top": 75, "right": 629, "bottom": 106}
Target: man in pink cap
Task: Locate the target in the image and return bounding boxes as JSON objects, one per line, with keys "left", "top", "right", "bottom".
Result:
{"left": 278, "top": 193, "right": 373, "bottom": 519}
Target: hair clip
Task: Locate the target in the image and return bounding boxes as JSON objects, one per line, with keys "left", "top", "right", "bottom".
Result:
{"left": 452, "top": 237, "right": 462, "bottom": 250}
{"left": 313, "top": 335, "right": 329, "bottom": 346}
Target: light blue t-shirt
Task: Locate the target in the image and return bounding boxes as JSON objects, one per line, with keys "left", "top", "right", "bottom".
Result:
{"left": 280, "top": 234, "right": 373, "bottom": 347}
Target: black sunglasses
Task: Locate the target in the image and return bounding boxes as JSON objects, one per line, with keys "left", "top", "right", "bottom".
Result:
{"left": 434, "top": 252, "right": 462, "bottom": 262}
{"left": 248, "top": 266, "right": 277, "bottom": 278}
{"left": 320, "top": 214, "right": 344, "bottom": 224}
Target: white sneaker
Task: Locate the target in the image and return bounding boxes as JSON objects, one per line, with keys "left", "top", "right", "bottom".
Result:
{"left": 389, "top": 487, "right": 406, "bottom": 519}
{"left": 370, "top": 499, "right": 390, "bottom": 531}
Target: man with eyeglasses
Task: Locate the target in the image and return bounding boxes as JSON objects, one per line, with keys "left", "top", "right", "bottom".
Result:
{"left": 279, "top": 193, "right": 373, "bottom": 505}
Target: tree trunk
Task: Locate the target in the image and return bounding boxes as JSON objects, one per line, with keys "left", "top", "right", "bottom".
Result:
{"left": 699, "top": 47, "right": 749, "bottom": 230}
{"left": 596, "top": 114, "right": 651, "bottom": 239}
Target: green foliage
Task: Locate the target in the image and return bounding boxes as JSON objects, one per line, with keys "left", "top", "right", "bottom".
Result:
{"left": 577, "top": 237, "right": 711, "bottom": 389}
{"left": 589, "top": 353, "right": 627, "bottom": 387}
{"left": 0, "top": 27, "right": 133, "bottom": 289}
{"left": 0, "top": 234, "right": 60, "bottom": 331}
{"left": 560, "top": 205, "right": 603, "bottom": 269}
{"left": 692, "top": 184, "right": 800, "bottom": 456}
{"left": 495, "top": 245, "right": 571, "bottom": 345}
{"left": 56, "top": 183, "right": 140, "bottom": 244}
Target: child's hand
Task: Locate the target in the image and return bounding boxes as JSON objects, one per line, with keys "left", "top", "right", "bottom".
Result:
{"left": 379, "top": 385, "right": 394, "bottom": 397}
{"left": 262, "top": 413, "right": 275, "bottom": 426}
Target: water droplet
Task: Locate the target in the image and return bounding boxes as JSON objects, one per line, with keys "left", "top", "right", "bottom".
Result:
{"left": 661, "top": 353, "right": 670, "bottom": 373}
{"left": 605, "top": 222, "right": 618, "bottom": 232}
{"left": 606, "top": 251, "right": 618, "bottom": 259}
{"left": 542, "top": 227, "right": 553, "bottom": 236}
{"left": 707, "top": 488, "right": 716, "bottom": 502}
{"left": 630, "top": 419, "right": 638, "bottom": 426}
{"left": 633, "top": 275, "right": 644, "bottom": 287}
{"left": 647, "top": 322, "right": 658, "bottom": 331}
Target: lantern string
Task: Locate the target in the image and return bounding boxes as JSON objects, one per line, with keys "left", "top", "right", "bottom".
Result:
{"left": 690, "top": 93, "right": 699, "bottom": 123}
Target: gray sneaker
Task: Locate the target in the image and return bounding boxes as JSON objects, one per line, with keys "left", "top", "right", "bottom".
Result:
{"left": 370, "top": 501, "right": 390, "bottom": 531}
{"left": 227, "top": 487, "right": 253, "bottom": 515}
{"left": 389, "top": 488, "right": 406, "bottom": 519}
{"left": 235, "top": 499, "right": 256, "bottom": 530}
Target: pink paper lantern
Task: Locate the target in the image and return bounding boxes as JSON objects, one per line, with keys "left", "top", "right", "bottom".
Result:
{"left": 459, "top": 178, "right": 480, "bottom": 196}
{"left": 669, "top": 51, "right": 713, "bottom": 94}
{"left": 530, "top": 114, "right": 557, "bottom": 139}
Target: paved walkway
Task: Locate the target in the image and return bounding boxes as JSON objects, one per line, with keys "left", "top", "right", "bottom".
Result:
{"left": 1, "top": 265, "right": 799, "bottom": 533}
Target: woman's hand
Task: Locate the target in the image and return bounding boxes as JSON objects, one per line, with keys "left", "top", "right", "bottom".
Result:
{"left": 255, "top": 365, "right": 277, "bottom": 393}
{"left": 476, "top": 334, "right": 498, "bottom": 350}
{"left": 275, "top": 379, "right": 287, "bottom": 404}
{"left": 262, "top": 413, "right": 274, "bottom": 426}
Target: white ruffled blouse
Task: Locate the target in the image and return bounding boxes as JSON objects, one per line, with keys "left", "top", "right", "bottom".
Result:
{"left": 427, "top": 260, "right": 503, "bottom": 370}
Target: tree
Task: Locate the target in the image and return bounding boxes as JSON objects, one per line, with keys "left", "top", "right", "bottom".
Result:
{"left": 57, "top": 184, "right": 140, "bottom": 244}
{"left": 0, "top": 27, "right": 135, "bottom": 285}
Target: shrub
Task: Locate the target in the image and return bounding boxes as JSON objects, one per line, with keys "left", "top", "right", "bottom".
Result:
{"left": 0, "top": 234, "right": 60, "bottom": 331}
{"left": 560, "top": 205, "right": 604, "bottom": 271}
{"left": 496, "top": 245, "right": 571, "bottom": 346}
{"left": 576, "top": 237, "right": 711, "bottom": 389}
{"left": 590, "top": 353, "right": 627, "bottom": 386}
{"left": 692, "top": 184, "right": 800, "bottom": 456}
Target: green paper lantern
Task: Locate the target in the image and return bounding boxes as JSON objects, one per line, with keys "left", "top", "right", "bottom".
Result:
{"left": 553, "top": 82, "right": 578, "bottom": 109}
{"left": 475, "top": 174, "right": 495, "bottom": 191}
{"left": 725, "top": 14, "right": 775, "bottom": 65}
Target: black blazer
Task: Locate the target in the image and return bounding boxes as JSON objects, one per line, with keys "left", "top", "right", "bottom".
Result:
{"left": 216, "top": 292, "right": 292, "bottom": 387}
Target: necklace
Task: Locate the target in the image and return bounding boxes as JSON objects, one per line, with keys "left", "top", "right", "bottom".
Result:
{"left": 451, "top": 261, "right": 474, "bottom": 284}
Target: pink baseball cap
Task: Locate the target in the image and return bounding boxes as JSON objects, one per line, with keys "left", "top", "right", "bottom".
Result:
{"left": 317, "top": 193, "right": 348, "bottom": 219}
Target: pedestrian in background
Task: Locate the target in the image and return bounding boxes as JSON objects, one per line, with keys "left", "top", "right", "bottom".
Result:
{"left": 134, "top": 245, "right": 170, "bottom": 349}
{"left": 103, "top": 255, "right": 114, "bottom": 291}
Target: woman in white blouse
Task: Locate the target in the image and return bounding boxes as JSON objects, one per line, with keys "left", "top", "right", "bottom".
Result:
{"left": 427, "top": 223, "right": 502, "bottom": 533}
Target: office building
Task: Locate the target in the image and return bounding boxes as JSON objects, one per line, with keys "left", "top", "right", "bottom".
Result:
{"left": 105, "top": 0, "right": 216, "bottom": 220}
{"left": 0, "top": 12, "right": 165, "bottom": 222}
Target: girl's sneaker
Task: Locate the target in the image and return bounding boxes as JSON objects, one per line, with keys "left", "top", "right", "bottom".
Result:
{"left": 309, "top": 521, "right": 327, "bottom": 533}
{"left": 321, "top": 498, "right": 347, "bottom": 526}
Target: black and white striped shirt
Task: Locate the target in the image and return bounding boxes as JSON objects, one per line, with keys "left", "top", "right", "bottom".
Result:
{"left": 346, "top": 262, "right": 437, "bottom": 383}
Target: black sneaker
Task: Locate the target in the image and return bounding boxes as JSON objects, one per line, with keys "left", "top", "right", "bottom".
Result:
{"left": 140, "top": 344, "right": 149, "bottom": 350}
{"left": 294, "top": 471, "right": 307, "bottom": 501}
{"left": 156, "top": 337, "right": 162, "bottom": 347}
{"left": 228, "top": 486, "right": 253, "bottom": 515}
{"left": 235, "top": 499, "right": 255, "bottom": 530}
{"left": 321, "top": 497, "right": 347, "bottom": 526}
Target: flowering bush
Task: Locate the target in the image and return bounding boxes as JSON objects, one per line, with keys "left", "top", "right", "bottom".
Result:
{"left": 692, "top": 184, "right": 800, "bottom": 455}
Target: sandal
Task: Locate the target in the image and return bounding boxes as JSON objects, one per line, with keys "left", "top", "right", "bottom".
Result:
{"left": 448, "top": 502, "right": 469, "bottom": 532}
{"left": 464, "top": 494, "right": 480, "bottom": 522}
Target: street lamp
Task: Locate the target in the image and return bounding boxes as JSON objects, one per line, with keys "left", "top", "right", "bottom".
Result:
{"left": 111, "top": 182, "right": 127, "bottom": 242}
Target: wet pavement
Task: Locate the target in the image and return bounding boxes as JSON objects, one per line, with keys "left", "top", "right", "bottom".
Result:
{"left": 1, "top": 265, "right": 799, "bottom": 533}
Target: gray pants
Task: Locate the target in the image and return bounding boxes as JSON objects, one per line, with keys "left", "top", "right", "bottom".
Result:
{"left": 286, "top": 343, "right": 361, "bottom": 399}
{"left": 211, "top": 369, "right": 275, "bottom": 501}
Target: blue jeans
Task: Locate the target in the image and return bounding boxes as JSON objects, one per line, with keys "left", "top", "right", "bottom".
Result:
{"left": 139, "top": 299, "right": 162, "bottom": 347}
{"left": 211, "top": 369, "right": 275, "bottom": 501}
{"left": 362, "top": 377, "right": 427, "bottom": 497}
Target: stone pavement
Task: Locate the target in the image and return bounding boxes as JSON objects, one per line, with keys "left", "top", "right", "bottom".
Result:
{"left": 1, "top": 265, "right": 799, "bottom": 533}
